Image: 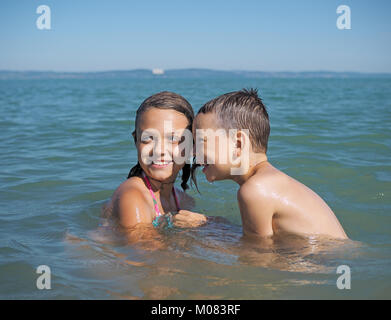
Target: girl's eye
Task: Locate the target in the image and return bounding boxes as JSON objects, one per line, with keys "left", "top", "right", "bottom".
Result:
{"left": 141, "top": 135, "right": 153, "bottom": 143}
{"left": 169, "top": 135, "right": 181, "bottom": 142}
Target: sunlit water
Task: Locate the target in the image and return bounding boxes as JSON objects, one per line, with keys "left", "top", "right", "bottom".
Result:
{"left": 0, "top": 77, "right": 390, "bottom": 299}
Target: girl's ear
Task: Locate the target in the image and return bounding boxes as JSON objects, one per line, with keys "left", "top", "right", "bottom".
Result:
{"left": 132, "top": 130, "right": 137, "bottom": 143}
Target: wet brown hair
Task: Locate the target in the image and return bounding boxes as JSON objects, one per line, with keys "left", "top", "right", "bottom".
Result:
{"left": 127, "top": 91, "right": 197, "bottom": 191}
{"left": 197, "top": 88, "right": 270, "bottom": 152}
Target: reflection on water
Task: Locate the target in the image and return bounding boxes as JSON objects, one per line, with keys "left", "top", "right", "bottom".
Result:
{"left": 65, "top": 213, "right": 361, "bottom": 299}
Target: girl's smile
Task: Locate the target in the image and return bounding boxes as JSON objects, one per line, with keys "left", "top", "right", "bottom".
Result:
{"left": 151, "top": 160, "right": 173, "bottom": 169}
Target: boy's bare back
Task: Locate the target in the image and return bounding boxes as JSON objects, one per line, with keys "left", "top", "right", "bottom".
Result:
{"left": 237, "top": 162, "right": 348, "bottom": 239}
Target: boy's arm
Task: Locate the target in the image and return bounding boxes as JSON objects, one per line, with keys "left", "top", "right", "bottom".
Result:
{"left": 237, "top": 185, "right": 275, "bottom": 238}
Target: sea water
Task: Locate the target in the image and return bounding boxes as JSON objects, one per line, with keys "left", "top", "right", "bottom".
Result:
{"left": 0, "top": 77, "right": 390, "bottom": 299}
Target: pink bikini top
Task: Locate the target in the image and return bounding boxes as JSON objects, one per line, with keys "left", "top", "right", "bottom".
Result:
{"left": 141, "top": 171, "right": 180, "bottom": 218}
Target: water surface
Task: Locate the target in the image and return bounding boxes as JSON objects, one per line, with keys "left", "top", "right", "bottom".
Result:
{"left": 0, "top": 77, "right": 390, "bottom": 299}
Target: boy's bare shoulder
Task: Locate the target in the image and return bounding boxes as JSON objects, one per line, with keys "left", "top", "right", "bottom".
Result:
{"left": 238, "top": 163, "right": 285, "bottom": 201}
{"left": 236, "top": 163, "right": 281, "bottom": 237}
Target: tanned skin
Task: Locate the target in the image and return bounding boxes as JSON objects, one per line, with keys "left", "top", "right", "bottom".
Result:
{"left": 194, "top": 112, "right": 347, "bottom": 240}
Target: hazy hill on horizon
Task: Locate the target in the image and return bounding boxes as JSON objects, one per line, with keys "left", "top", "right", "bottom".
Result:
{"left": 0, "top": 68, "right": 390, "bottom": 80}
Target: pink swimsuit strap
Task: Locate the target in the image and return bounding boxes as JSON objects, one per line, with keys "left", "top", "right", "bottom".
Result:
{"left": 141, "top": 171, "right": 180, "bottom": 217}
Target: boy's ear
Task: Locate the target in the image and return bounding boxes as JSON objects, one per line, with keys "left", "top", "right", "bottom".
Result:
{"left": 235, "top": 130, "right": 250, "bottom": 156}
{"left": 230, "top": 130, "right": 251, "bottom": 175}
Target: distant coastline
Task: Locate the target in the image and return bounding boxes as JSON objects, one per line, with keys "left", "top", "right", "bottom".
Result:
{"left": 1, "top": 68, "right": 390, "bottom": 80}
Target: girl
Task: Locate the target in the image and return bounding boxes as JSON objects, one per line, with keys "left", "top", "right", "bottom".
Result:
{"left": 107, "top": 91, "right": 206, "bottom": 233}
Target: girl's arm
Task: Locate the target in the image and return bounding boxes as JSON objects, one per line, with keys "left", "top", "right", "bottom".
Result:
{"left": 173, "top": 209, "right": 207, "bottom": 227}
{"left": 116, "top": 188, "right": 151, "bottom": 228}
{"left": 115, "top": 189, "right": 164, "bottom": 249}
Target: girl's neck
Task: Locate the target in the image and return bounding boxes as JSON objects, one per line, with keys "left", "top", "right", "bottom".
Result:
{"left": 145, "top": 173, "right": 175, "bottom": 200}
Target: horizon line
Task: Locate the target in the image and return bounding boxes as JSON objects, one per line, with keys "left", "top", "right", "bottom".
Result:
{"left": 1, "top": 68, "right": 391, "bottom": 75}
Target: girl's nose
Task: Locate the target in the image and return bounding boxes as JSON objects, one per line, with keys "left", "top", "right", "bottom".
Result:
{"left": 154, "top": 138, "right": 168, "bottom": 156}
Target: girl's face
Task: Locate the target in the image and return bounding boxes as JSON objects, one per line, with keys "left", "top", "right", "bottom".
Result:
{"left": 136, "top": 108, "right": 190, "bottom": 182}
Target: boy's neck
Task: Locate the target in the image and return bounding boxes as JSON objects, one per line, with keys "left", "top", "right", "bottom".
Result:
{"left": 231, "top": 152, "right": 268, "bottom": 186}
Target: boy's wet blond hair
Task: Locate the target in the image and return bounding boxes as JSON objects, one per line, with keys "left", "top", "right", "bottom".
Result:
{"left": 198, "top": 88, "right": 270, "bottom": 153}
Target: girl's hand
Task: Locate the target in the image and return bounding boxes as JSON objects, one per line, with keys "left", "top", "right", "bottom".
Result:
{"left": 173, "top": 210, "right": 207, "bottom": 228}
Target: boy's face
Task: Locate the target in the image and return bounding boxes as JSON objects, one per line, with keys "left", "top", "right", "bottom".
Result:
{"left": 193, "top": 112, "right": 234, "bottom": 182}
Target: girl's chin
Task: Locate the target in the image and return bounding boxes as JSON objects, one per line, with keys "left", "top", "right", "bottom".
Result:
{"left": 144, "top": 163, "right": 176, "bottom": 180}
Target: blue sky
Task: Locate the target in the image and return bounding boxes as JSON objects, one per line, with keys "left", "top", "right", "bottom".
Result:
{"left": 0, "top": 0, "right": 390, "bottom": 72}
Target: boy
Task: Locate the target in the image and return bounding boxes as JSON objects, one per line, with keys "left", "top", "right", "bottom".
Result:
{"left": 194, "top": 89, "right": 348, "bottom": 239}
